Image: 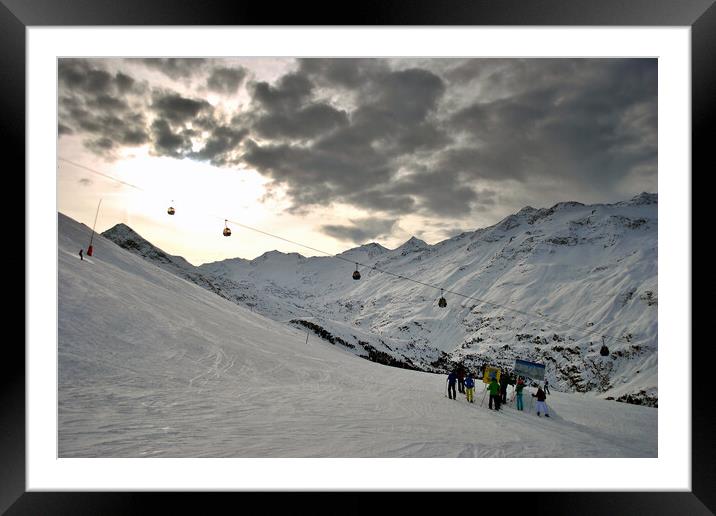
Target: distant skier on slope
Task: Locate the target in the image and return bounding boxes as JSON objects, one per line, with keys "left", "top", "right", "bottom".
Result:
{"left": 447, "top": 371, "right": 457, "bottom": 400}
{"left": 465, "top": 372, "right": 475, "bottom": 403}
{"left": 544, "top": 378, "right": 551, "bottom": 395}
{"left": 532, "top": 385, "right": 550, "bottom": 417}
{"left": 514, "top": 378, "right": 525, "bottom": 411}
{"left": 79, "top": 249, "right": 83, "bottom": 261}
{"left": 488, "top": 376, "right": 501, "bottom": 411}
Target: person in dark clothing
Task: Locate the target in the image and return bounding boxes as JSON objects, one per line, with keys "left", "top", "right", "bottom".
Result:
{"left": 79, "top": 249, "right": 84, "bottom": 261}
{"left": 544, "top": 378, "right": 551, "bottom": 395}
{"left": 532, "top": 386, "right": 550, "bottom": 417}
{"left": 457, "top": 366, "right": 465, "bottom": 394}
{"left": 447, "top": 371, "right": 457, "bottom": 400}
{"left": 499, "top": 370, "right": 510, "bottom": 404}
{"left": 488, "top": 377, "right": 501, "bottom": 410}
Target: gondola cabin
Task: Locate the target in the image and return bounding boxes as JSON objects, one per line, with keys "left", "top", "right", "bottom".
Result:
{"left": 438, "top": 289, "right": 447, "bottom": 308}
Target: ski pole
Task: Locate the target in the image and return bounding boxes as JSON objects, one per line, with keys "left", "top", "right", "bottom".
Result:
{"left": 480, "top": 385, "right": 488, "bottom": 407}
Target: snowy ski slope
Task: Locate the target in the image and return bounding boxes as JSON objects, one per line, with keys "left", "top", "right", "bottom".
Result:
{"left": 104, "top": 194, "right": 658, "bottom": 404}
{"left": 59, "top": 213, "right": 656, "bottom": 457}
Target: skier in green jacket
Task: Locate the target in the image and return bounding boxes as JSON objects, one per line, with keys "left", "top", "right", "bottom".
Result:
{"left": 488, "top": 377, "right": 501, "bottom": 411}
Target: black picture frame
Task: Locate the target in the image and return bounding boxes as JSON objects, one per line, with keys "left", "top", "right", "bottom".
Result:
{"left": 8, "top": 0, "right": 710, "bottom": 513}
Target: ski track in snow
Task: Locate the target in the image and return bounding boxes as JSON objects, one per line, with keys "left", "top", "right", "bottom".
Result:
{"left": 58, "top": 213, "right": 657, "bottom": 458}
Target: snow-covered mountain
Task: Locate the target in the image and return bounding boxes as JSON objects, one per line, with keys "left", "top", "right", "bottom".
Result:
{"left": 58, "top": 212, "right": 657, "bottom": 458}
{"left": 101, "top": 223, "right": 250, "bottom": 306}
{"left": 101, "top": 193, "right": 658, "bottom": 406}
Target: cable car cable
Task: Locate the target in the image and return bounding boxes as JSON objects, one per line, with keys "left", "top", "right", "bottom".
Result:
{"left": 59, "top": 157, "right": 631, "bottom": 345}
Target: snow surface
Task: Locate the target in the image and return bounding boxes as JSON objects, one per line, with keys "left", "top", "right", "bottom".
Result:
{"left": 103, "top": 194, "right": 658, "bottom": 404}
{"left": 59, "top": 213, "right": 656, "bottom": 457}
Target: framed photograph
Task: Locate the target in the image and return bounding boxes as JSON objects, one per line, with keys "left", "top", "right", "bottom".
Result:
{"left": 10, "top": 0, "right": 710, "bottom": 513}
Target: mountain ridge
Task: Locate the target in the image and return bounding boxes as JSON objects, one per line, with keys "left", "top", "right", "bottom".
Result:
{"left": 98, "top": 193, "right": 658, "bottom": 405}
{"left": 58, "top": 211, "right": 658, "bottom": 458}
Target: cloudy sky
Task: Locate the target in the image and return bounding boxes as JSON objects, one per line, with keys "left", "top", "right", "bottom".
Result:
{"left": 58, "top": 58, "right": 657, "bottom": 265}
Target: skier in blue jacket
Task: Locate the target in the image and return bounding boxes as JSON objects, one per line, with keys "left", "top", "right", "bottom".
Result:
{"left": 447, "top": 371, "right": 457, "bottom": 400}
{"left": 464, "top": 373, "right": 475, "bottom": 403}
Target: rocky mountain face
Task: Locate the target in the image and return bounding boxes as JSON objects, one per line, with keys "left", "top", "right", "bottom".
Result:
{"left": 102, "top": 193, "right": 658, "bottom": 406}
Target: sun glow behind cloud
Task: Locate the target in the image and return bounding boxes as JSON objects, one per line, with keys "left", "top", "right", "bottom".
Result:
{"left": 59, "top": 145, "right": 391, "bottom": 265}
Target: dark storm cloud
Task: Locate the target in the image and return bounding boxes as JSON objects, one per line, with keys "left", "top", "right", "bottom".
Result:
{"left": 115, "top": 72, "right": 136, "bottom": 94}
{"left": 84, "top": 136, "right": 116, "bottom": 157}
{"left": 207, "top": 66, "right": 248, "bottom": 94}
{"left": 251, "top": 72, "right": 314, "bottom": 112}
{"left": 436, "top": 146, "right": 528, "bottom": 182}
{"left": 58, "top": 60, "right": 112, "bottom": 94}
{"left": 150, "top": 118, "right": 192, "bottom": 157}
{"left": 382, "top": 168, "right": 481, "bottom": 217}
{"left": 298, "top": 58, "right": 389, "bottom": 89}
{"left": 140, "top": 58, "right": 208, "bottom": 80}
{"left": 147, "top": 91, "right": 229, "bottom": 160}
{"left": 59, "top": 59, "right": 247, "bottom": 164}
{"left": 151, "top": 92, "right": 212, "bottom": 124}
{"left": 446, "top": 59, "right": 657, "bottom": 190}
{"left": 59, "top": 60, "right": 145, "bottom": 97}
{"left": 59, "top": 58, "right": 657, "bottom": 218}
{"left": 321, "top": 217, "right": 398, "bottom": 244}
{"left": 367, "top": 67, "right": 446, "bottom": 125}
{"left": 189, "top": 125, "right": 249, "bottom": 166}
{"left": 243, "top": 63, "right": 453, "bottom": 214}
{"left": 253, "top": 103, "right": 349, "bottom": 140}
{"left": 86, "top": 94, "right": 129, "bottom": 112}
{"left": 242, "top": 137, "right": 403, "bottom": 213}
{"left": 343, "top": 191, "right": 417, "bottom": 215}
{"left": 58, "top": 59, "right": 150, "bottom": 155}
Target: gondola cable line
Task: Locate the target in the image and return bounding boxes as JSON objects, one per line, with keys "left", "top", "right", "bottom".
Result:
{"left": 59, "top": 157, "right": 631, "bottom": 345}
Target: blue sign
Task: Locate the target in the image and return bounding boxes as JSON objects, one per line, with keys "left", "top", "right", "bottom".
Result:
{"left": 514, "top": 359, "right": 545, "bottom": 381}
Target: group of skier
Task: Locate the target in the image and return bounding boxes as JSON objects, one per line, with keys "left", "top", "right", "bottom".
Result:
{"left": 446, "top": 365, "right": 550, "bottom": 417}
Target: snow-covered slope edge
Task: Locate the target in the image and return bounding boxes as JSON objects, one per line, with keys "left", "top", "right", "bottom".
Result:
{"left": 58, "top": 212, "right": 657, "bottom": 457}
